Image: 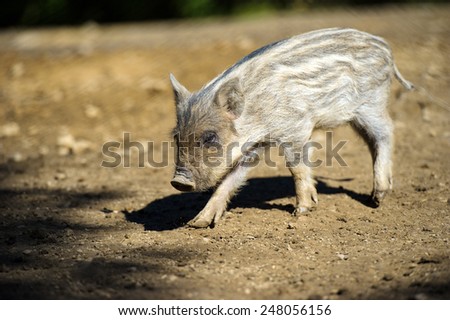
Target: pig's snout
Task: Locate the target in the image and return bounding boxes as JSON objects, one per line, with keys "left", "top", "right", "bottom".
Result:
{"left": 171, "top": 167, "right": 195, "bottom": 192}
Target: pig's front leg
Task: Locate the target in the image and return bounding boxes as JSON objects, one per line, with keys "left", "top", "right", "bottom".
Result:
{"left": 283, "top": 140, "right": 318, "bottom": 215}
{"left": 188, "top": 164, "right": 250, "bottom": 228}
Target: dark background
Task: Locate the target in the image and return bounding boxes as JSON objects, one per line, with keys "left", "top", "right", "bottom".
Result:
{"left": 1, "top": 0, "right": 446, "bottom": 28}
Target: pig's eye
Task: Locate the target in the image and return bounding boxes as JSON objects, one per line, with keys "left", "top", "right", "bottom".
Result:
{"left": 201, "top": 131, "right": 219, "bottom": 146}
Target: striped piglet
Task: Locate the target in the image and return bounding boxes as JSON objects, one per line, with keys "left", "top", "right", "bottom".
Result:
{"left": 169, "top": 28, "right": 413, "bottom": 228}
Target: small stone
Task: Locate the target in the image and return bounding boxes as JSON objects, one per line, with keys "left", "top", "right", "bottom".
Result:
{"left": 84, "top": 104, "right": 101, "bottom": 118}
{"left": 55, "top": 172, "right": 67, "bottom": 180}
{"left": 167, "top": 274, "right": 178, "bottom": 282}
{"left": 337, "top": 253, "right": 348, "bottom": 260}
{"left": 11, "top": 152, "right": 24, "bottom": 162}
{"left": 127, "top": 266, "right": 137, "bottom": 273}
{"left": 0, "top": 122, "right": 20, "bottom": 138}
{"left": 287, "top": 222, "right": 296, "bottom": 229}
{"left": 331, "top": 288, "right": 347, "bottom": 295}
{"left": 414, "top": 186, "right": 427, "bottom": 192}
{"left": 72, "top": 139, "right": 92, "bottom": 154}
{"left": 23, "top": 249, "right": 32, "bottom": 255}
{"left": 382, "top": 274, "right": 394, "bottom": 281}
{"left": 57, "top": 131, "right": 92, "bottom": 155}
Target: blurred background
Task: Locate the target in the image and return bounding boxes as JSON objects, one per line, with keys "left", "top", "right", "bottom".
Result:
{"left": 1, "top": 0, "right": 447, "bottom": 27}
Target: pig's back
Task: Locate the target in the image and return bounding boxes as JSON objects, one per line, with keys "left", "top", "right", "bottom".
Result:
{"left": 236, "top": 28, "right": 395, "bottom": 127}
{"left": 240, "top": 27, "right": 394, "bottom": 92}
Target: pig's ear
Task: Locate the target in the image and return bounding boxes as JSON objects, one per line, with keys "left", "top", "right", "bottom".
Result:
{"left": 169, "top": 73, "right": 190, "bottom": 105}
{"left": 214, "top": 78, "right": 244, "bottom": 119}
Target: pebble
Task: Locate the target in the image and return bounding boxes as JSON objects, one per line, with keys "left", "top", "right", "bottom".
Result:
{"left": 337, "top": 253, "right": 348, "bottom": 260}
{"left": 84, "top": 104, "right": 101, "bottom": 118}
{"left": 11, "top": 152, "right": 24, "bottom": 162}
{"left": 55, "top": 172, "right": 67, "bottom": 180}
{"left": 331, "top": 288, "right": 347, "bottom": 295}
{"left": 162, "top": 274, "right": 178, "bottom": 282}
{"left": 57, "top": 131, "right": 92, "bottom": 155}
{"left": 127, "top": 266, "right": 137, "bottom": 273}
{"left": 382, "top": 274, "right": 394, "bottom": 281}
{"left": 287, "top": 222, "right": 297, "bottom": 229}
{"left": 0, "top": 122, "right": 20, "bottom": 138}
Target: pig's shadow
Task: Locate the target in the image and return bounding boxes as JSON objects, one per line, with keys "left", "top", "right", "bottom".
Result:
{"left": 126, "top": 176, "right": 372, "bottom": 231}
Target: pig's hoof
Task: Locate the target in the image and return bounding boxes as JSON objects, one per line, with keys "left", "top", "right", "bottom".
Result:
{"left": 292, "top": 206, "right": 310, "bottom": 216}
{"left": 371, "top": 190, "right": 387, "bottom": 207}
{"left": 187, "top": 218, "right": 212, "bottom": 228}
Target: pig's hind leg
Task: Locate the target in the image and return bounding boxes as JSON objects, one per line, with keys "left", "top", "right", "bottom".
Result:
{"left": 289, "top": 164, "right": 318, "bottom": 215}
{"left": 351, "top": 108, "right": 393, "bottom": 206}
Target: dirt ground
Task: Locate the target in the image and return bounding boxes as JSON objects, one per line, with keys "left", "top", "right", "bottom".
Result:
{"left": 0, "top": 5, "right": 449, "bottom": 299}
